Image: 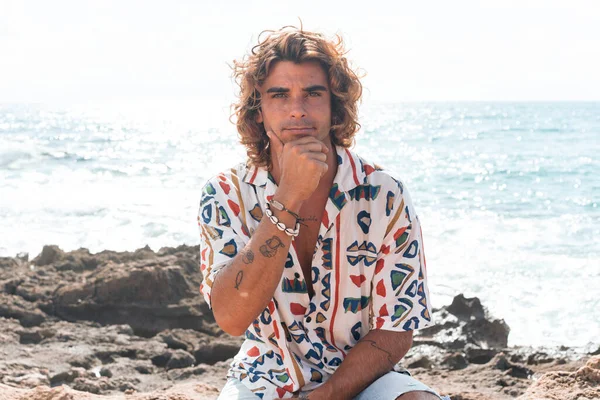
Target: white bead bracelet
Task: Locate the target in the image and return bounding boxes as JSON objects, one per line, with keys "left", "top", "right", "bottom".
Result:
{"left": 265, "top": 203, "right": 300, "bottom": 238}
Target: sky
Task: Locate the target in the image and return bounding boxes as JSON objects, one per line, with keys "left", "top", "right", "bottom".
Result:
{"left": 1, "top": 0, "right": 599, "bottom": 107}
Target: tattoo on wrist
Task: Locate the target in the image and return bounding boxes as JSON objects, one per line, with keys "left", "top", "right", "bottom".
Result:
{"left": 259, "top": 236, "right": 284, "bottom": 258}
{"left": 234, "top": 270, "right": 243, "bottom": 290}
{"left": 362, "top": 339, "right": 395, "bottom": 368}
{"left": 241, "top": 249, "right": 254, "bottom": 264}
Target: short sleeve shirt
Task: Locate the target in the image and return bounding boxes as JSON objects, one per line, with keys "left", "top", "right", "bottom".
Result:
{"left": 198, "top": 146, "right": 434, "bottom": 399}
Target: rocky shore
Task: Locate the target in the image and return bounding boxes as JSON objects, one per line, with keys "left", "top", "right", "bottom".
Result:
{"left": 0, "top": 245, "right": 598, "bottom": 399}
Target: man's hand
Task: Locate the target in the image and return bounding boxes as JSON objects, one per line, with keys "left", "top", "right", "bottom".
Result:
{"left": 268, "top": 131, "right": 329, "bottom": 204}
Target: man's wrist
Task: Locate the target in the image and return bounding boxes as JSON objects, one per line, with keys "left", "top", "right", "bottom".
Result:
{"left": 272, "top": 190, "right": 303, "bottom": 214}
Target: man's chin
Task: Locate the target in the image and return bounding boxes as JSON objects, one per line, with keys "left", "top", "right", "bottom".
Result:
{"left": 280, "top": 131, "right": 329, "bottom": 143}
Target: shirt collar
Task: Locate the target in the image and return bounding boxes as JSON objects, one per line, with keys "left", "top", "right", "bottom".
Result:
{"left": 241, "top": 145, "right": 367, "bottom": 192}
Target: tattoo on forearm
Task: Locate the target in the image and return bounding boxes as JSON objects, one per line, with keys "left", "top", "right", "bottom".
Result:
{"left": 362, "top": 339, "right": 395, "bottom": 368}
{"left": 298, "top": 215, "right": 318, "bottom": 227}
{"left": 259, "top": 236, "right": 284, "bottom": 258}
{"left": 234, "top": 270, "right": 243, "bottom": 289}
{"left": 241, "top": 249, "right": 254, "bottom": 264}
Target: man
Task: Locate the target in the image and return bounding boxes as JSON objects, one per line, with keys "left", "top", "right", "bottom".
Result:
{"left": 198, "top": 26, "right": 446, "bottom": 400}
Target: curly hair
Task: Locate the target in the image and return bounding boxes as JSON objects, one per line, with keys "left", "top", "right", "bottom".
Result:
{"left": 231, "top": 25, "right": 363, "bottom": 168}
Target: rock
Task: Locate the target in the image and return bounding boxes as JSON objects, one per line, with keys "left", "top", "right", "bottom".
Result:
{"left": 50, "top": 368, "right": 87, "bottom": 386}
{"left": 18, "top": 327, "right": 55, "bottom": 344}
{"left": 447, "top": 294, "right": 486, "bottom": 321}
{"left": 492, "top": 353, "right": 511, "bottom": 370}
{"left": 441, "top": 352, "right": 469, "bottom": 370}
{"left": 12, "top": 244, "right": 576, "bottom": 399}
{"left": 0, "top": 293, "right": 48, "bottom": 327}
{"left": 167, "top": 365, "right": 208, "bottom": 380}
{"left": 3, "top": 369, "right": 50, "bottom": 388}
{"left": 52, "top": 256, "right": 211, "bottom": 337}
{"left": 15, "top": 279, "right": 53, "bottom": 302}
{"left": 71, "top": 376, "right": 116, "bottom": 394}
{"left": 119, "top": 382, "right": 136, "bottom": 392}
{"left": 194, "top": 340, "right": 242, "bottom": 365}
{"left": 526, "top": 352, "right": 555, "bottom": 365}
{"left": 160, "top": 331, "right": 189, "bottom": 350}
{"left": 33, "top": 245, "right": 65, "bottom": 266}
{"left": 0, "top": 257, "right": 21, "bottom": 269}
{"left": 504, "top": 365, "right": 532, "bottom": 379}
{"left": 2, "top": 278, "right": 22, "bottom": 295}
{"left": 0, "top": 245, "right": 246, "bottom": 398}
{"left": 519, "top": 355, "right": 600, "bottom": 400}
{"left": 134, "top": 364, "right": 154, "bottom": 374}
{"left": 166, "top": 350, "right": 196, "bottom": 370}
{"left": 155, "top": 329, "right": 243, "bottom": 365}
{"left": 491, "top": 353, "right": 532, "bottom": 379}
{"left": 407, "top": 355, "right": 432, "bottom": 369}
{"left": 68, "top": 354, "right": 97, "bottom": 369}
{"left": 463, "top": 317, "right": 510, "bottom": 349}
{"left": 415, "top": 294, "right": 510, "bottom": 350}
{"left": 496, "top": 378, "right": 509, "bottom": 387}
{"left": 465, "top": 346, "right": 498, "bottom": 364}
{"left": 18, "top": 329, "right": 43, "bottom": 344}
{"left": 444, "top": 394, "right": 491, "bottom": 400}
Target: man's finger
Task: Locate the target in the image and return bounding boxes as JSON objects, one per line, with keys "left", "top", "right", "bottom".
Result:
{"left": 294, "top": 142, "right": 328, "bottom": 154}
{"left": 283, "top": 136, "right": 329, "bottom": 153}
{"left": 303, "top": 152, "right": 327, "bottom": 162}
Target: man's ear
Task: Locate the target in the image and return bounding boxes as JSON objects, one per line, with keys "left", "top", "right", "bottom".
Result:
{"left": 256, "top": 108, "right": 263, "bottom": 124}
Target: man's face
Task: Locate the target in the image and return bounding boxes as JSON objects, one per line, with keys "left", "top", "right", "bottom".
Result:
{"left": 256, "top": 60, "right": 332, "bottom": 145}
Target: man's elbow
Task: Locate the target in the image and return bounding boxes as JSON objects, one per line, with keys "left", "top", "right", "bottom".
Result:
{"left": 217, "top": 319, "right": 247, "bottom": 337}
{"left": 211, "top": 301, "right": 247, "bottom": 337}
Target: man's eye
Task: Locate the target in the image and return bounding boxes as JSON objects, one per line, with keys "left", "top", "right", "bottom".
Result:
{"left": 308, "top": 91, "right": 321, "bottom": 97}
{"left": 272, "top": 93, "right": 286, "bottom": 98}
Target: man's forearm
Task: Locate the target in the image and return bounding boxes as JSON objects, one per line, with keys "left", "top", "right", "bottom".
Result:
{"left": 306, "top": 329, "right": 413, "bottom": 400}
{"left": 209, "top": 193, "right": 302, "bottom": 336}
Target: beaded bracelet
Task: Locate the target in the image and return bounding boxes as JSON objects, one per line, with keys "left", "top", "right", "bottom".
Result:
{"left": 269, "top": 198, "right": 301, "bottom": 220}
{"left": 265, "top": 203, "right": 300, "bottom": 238}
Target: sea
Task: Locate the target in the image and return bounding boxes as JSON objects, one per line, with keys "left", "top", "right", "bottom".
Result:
{"left": 1, "top": 100, "right": 598, "bottom": 349}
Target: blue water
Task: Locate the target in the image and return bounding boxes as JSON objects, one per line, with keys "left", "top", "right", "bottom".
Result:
{"left": 1, "top": 101, "right": 598, "bottom": 348}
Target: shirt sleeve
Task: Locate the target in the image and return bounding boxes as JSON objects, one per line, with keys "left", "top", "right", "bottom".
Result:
{"left": 370, "top": 181, "right": 433, "bottom": 332}
{"left": 197, "top": 175, "right": 248, "bottom": 310}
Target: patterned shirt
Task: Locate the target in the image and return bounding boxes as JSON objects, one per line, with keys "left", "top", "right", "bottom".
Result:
{"left": 198, "top": 146, "right": 433, "bottom": 399}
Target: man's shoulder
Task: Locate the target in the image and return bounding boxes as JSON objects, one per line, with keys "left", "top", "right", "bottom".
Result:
{"left": 201, "top": 161, "right": 255, "bottom": 194}
{"left": 203, "top": 162, "right": 253, "bottom": 185}
{"left": 350, "top": 150, "right": 406, "bottom": 195}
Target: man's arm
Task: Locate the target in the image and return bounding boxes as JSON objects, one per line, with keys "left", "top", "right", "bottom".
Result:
{"left": 208, "top": 194, "right": 299, "bottom": 336}
{"left": 300, "top": 180, "right": 431, "bottom": 399}
{"left": 203, "top": 134, "right": 330, "bottom": 336}
{"left": 299, "top": 330, "right": 413, "bottom": 399}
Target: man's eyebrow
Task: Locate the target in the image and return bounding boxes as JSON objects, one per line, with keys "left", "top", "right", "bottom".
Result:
{"left": 266, "top": 87, "right": 289, "bottom": 93}
{"left": 303, "top": 85, "right": 328, "bottom": 92}
{"left": 265, "top": 85, "right": 328, "bottom": 94}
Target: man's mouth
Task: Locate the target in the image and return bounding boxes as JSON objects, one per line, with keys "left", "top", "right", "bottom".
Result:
{"left": 284, "top": 127, "right": 315, "bottom": 134}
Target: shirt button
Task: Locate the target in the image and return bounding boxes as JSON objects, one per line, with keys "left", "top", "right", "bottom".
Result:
{"left": 306, "top": 316, "right": 312, "bottom": 322}
{"left": 323, "top": 357, "right": 328, "bottom": 363}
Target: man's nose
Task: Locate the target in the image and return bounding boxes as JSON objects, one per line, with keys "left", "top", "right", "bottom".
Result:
{"left": 288, "top": 96, "right": 307, "bottom": 119}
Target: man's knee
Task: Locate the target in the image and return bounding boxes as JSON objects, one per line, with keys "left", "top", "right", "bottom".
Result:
{"left": 395, "top": 391, "right": 440, "bottom": 400}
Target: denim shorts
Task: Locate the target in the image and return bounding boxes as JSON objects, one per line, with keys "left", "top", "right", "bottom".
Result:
{"left": 217, "top": 371, "right": 450, "bottom": 399}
